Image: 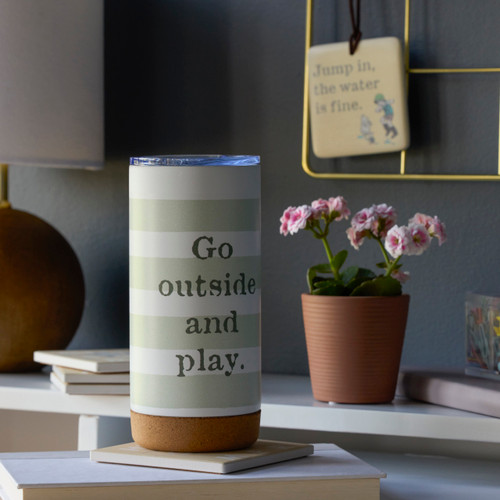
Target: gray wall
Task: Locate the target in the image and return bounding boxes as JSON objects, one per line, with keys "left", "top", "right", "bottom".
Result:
{"left": 9, "top": 0, "right": 500, "bottom": 374}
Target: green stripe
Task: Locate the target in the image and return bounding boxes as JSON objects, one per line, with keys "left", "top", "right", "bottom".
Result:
{"left": 130, "top": 313, "right": 260, "bottom": 349}
{"left": 130, "top": 199, "right": 260, "bottom": 232}
{"left": 131, "top": 372, "right": 260, "bottom": 409}
{"left": 130, "top": 256, "right": 260, "bottom": 291}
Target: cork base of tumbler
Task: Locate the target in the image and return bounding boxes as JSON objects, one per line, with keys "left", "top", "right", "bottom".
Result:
{"left": 131, "top": 410, "right": 261, "bottom": 452}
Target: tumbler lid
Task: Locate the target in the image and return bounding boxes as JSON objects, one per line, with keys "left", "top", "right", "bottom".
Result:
{"left": 130, "top": 155, "right": 260, "bottom": 166}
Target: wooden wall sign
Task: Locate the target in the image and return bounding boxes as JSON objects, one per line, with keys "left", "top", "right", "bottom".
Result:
{"left": 308, "top": 37, "right": 410, "bottom": 159}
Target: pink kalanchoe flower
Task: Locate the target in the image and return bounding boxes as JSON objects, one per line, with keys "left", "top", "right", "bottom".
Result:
{"left": 287, "top": 205, "right": 313, "bottom": 235}
{"left": 392, "top": 269, "right": 411, "bottom": 283}
{"left": 327, "top": 196, "right": 350, "bottom": 221}
{"left": 406, "top": 223, "right": 431, "bottom": 256}
{"left": 370, "top": 203, "right": 397, "bottom": 238}
{"left": 373, "top": 203, "right": 397, "bottom": 220}
{"left": 428, "top": 216, "right": 447, "bottom": 245}
{"left": 350, "top": 204, "right": 396, "bottom": 239}
{"left": 310, "top": 198, "right": 330, "bottom": 219}
{"left": 409, "top": 213, "right": 447, "bottom": 246}
{"left": 351, "top": 207, "right": 375, "bottom": 232}
{"left": 279, "top": 206, "right": 296, "bottom": 236}
{"left": 409, "top": 212, "right": 434, "bottom": 228}
{"left": 346, "top": 226, "right": 365, "bottom": 250}
{"left": 385, "top": 225, "right": 411, "bottom": 258}
{"left": 280, "top": 198, "right": 445, "bottom": 294}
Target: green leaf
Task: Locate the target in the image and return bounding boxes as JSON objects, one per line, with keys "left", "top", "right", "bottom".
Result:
{"left": 356, "top": 267, "right": 377, "bottom": 279}
{"left": 313, "top": 279, "right": 334, "bottom": 289}
{"left": 346, "top": 276, "right": 371, "bottom": 293}
{"left": 311, "top": 263, "right": 333, "bottom": 274}
{"left": 332, "top": 250, "right": 348, "bottom": 272}
{"left": 312, "top": 281, "right": 348, "bottom": 296}
{"left": 350, "top": 276, "right": 402, "bottom": 296}
{"left": 341, "top": 266, "right": 359, "bottom": 285}
{"left": 341, "top": 267, "right": 377, "bottom": 293}
{"left": 307, "top": 263, "right": 333, "bottom": 293}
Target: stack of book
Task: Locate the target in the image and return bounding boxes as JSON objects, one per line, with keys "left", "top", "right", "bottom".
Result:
{"left": 398, "top": 368, "right": 500, "bottom": 418}
{"left": 33, "top": 349, "right": 130, "bottom": 395}
{"left": 0, "top": 442, "right": 386, "bottom": 499}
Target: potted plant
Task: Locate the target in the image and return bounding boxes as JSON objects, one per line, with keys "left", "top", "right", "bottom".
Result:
{"left": 280, "top": 197, "right": 446, "bottom": 403}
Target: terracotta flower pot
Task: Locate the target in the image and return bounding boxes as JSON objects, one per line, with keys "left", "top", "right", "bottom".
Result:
{"left": 301, "top": 293, "right": 410, "bottom": 404}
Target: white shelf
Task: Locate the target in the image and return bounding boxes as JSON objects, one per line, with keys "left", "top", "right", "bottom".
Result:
{"left": 0, "top": 372, "right": 130, "bottom": 418}
{"left": 0, "top": 372, "right": 499, "bottom": 445}
{"left": 261, "top": 374, "right": 500, "bottom": 444}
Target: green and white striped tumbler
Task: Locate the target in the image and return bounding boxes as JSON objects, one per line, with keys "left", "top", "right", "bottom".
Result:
{"left": 129, "top": 155, "right": 261, "bottom": 452}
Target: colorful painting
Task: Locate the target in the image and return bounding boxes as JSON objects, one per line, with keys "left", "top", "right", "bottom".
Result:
{"left": 465, "top": 292, "right": 500, "bottom": 379}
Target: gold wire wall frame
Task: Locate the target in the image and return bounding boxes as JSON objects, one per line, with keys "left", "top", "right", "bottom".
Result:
{"left": 302, "top": 0, "right": 500, "bottom": 181}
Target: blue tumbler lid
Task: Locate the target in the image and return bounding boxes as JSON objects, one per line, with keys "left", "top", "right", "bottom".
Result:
{"left": 130, "top": 155, "right": 260, "bottom": 166}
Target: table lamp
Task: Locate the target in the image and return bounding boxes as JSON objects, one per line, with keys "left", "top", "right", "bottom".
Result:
{"left": 0, "top": 1, "right": 104, "bottom": 371}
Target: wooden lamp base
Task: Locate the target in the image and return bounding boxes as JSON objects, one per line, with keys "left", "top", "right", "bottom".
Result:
{"left": 0, "top": 206, "right": 85, "bottom": 372}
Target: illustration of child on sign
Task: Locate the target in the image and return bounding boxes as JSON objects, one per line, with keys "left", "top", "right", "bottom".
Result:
{"left": 374, "top": 93, "right": 398, "bottom": 140}
{"left": 359, "top": 114, "right": 375, "bottom": 144}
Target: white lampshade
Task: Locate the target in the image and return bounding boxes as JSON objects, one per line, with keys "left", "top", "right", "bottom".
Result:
{"left": 0, "top": 0, "right": 104, "bottom": 170}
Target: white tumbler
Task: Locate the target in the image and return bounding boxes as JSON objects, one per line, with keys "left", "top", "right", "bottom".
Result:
{"left": 129, "top": 155, "right": 261, "bottom": 452}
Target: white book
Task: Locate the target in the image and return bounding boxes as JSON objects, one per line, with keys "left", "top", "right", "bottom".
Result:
{"left": 50, "top": 372, "right": 129, "bottom": 395}
{"left": 52, "top": 365, "right": 130, "bottom": 384}
{"left": 0, "top": 445, "right": 385, "bottom": 500}
{"left": 91, "top": 440, "right": 314, "bottom": 474}
{"left": 33, "top": 349, "right": 129, "bottom": 373}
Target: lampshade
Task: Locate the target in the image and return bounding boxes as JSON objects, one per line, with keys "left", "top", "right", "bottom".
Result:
{"left": 0, "top": 0, "right": 104, "bottom": 372}
{"left": 0, "top": 0, "right": 104, "bottom": 170}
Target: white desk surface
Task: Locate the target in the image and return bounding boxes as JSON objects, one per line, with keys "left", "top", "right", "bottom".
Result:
{"left": 356, "top": 451, "right": 500, "bottom": 499}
